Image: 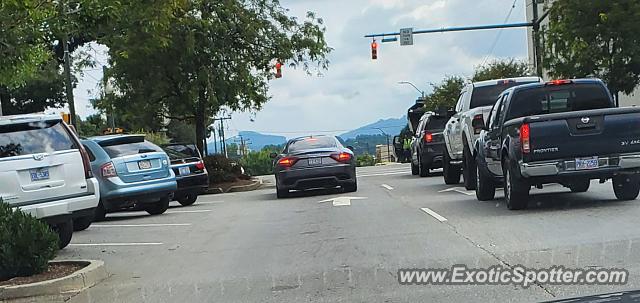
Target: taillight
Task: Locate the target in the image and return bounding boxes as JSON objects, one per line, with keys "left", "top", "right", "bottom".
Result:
{"left": 277, "top": 157, "right": 298, "bottom": 167}
{"left": 520, "top": 123, "right": 530, "bottom": 153}
{"left": 195, "top": 161, "right": 205, "bottom": 170}
{"left": 472, "top": 114, "right": 484, "bottom": 135}
{"left": 546, "top": 79, "right": 572, "bottom": 86}
{"left": 331, "top": 152, "right": 352, "bottom": 163}
{"left": 79, "top": 146, "right": 93, "bottom": 178}
{"left": 101, "top": 162, "right": 117, "bottom": 177}
{"left": 423, "top": 132, "right": 433, "bottom": 143}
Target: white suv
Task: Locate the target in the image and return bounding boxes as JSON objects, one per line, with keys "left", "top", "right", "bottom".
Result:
{"left": 0, "top": 114, "right": 100, "bottom": 248}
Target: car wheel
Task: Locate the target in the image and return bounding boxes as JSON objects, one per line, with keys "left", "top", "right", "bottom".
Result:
{"left": 52, "top": 220, "right": 73, "bottom": 249}
{"left": 93, "top": 201, "right": 107, "bottom": 222}
{"left": 503, "top": 160, "right": 529, "bottom": 210}
{"left": 178, "top": 192, "right": 198, "bottom": 206}
{"left": 613, "top": 175, "right": 640, "bottom": 201}
{"left": 475, "top": 156, "right": 495, "bottom": 201}
{"left": 145, "top": 197, "right": 170, "bottom": 215}
{"left": 462, "top": 144, "right": 477, "bottom": 190}
{"left": 73, "top": 216, "right": 93, "bottom": 231}
{"left": 411, "top": 162, "right": 419, "bottom": 175}
{"left": 343, "top": 181, "right": 358, "bottom": 193}
{"left": 443, "top": 146, "right": 461, "bottom": 185}
{"left": 569, "top": 179, "right": 591, "bottom": 193}
{"left": 276, "top": 185, "right": 289, "bottom": 199}
{"left": 418, "top": 155, "right": 430, "bottom": 177}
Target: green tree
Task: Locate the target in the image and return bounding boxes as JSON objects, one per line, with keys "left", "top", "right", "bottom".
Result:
{"left": 240, "top": 150, "right": 274, "bottom": 176}
{"left": 0, "top": 60, "right": 66, "bottom": 115}
{"left": 472, "top": 59, "right": 533, "bottom": 82}
{"left": 427, "top": 76, "right": 465, "bottom": 112}
{"left": 166, "top": 120, "right": 196, "bottom": 144}
{"left": 77, "top": 114, "right": 108, "bottom": 137}
{"left": 541, "top": 1, "right": 640, "bottom": 104}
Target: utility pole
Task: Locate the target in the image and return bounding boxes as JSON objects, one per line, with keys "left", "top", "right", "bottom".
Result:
{"left": 531, "top": 0, "right": 543, "bottom": 77}
{"left": 213, "top": 116, "right": 231, "bottom": 157}
{"left": 60, "top": 1, "right": 77, "bottom": 127}
{"left": 211, "top": 125, "right": 218, "bottom": 154}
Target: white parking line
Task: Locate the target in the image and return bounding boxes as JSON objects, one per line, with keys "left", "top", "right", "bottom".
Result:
{"left": 381, "top": 184, "right": 394, "bottom": 190}
{"left": 69, "top": 242, "right": 164, "bottom": 247}
{"left": 195, "top": 201, "right": 224, "bottom": 204}
{"left": 166, "top": 209, "right": 212, "bottom": 214}
{"left": 359, "top": 171, "right": 409, "bottom": 178}
{"left": 91, "top": 223, "right": 191, "bottom": 228}
{"left": 420, "top": 207, "right": 448, "bottom": 222}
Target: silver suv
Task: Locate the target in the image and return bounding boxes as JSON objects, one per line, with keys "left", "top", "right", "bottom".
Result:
{"left": 0, "top": 114, "right": 100, "bottom": 248}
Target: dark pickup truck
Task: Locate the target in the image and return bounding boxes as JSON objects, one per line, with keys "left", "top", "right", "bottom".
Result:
{"left": 474, "top": 78, "right": 640, "bottom": 209}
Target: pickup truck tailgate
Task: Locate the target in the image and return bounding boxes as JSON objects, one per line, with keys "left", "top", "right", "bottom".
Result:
{"left": 527, "top": 108, "right": 640, "bottom": 162}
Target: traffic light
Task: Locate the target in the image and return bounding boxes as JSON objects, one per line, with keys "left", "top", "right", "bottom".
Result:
{"left": 275, "top": 61, "right": 283, "bottom": 78}
{"left": 371, "top": 39, "right": 378, "bottom": 60}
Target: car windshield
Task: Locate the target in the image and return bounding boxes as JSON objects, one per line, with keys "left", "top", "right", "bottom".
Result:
{"left": 101, "top": 140, "right": 162, "bottom": 158}
{"left": 0, "top": 121, "right": 75, "bottom": 158}
{"left": 287, "top": 136, "right": 337, "bottom": 152}
{"left": 506, "top": 83, "right": 612, "bottom": 120}
{"left": 470, "top": 81, "right": 537, "bottom": 108}
{"left": 426, "top": 116, "right": 448, "bottom": 130}
{"left": 162, "top": 144, "right": 200, "bottom": 160}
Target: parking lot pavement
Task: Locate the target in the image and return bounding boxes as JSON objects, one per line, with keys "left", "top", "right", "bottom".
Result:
{"left": 60, "top": 163, "right": 640, "bottom": 302}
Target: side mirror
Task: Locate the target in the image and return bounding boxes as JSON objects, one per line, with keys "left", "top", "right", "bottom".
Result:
{"left": 269, "top": 152, "right": 278, "bottom": 159}
{"left": 346, "top": 146, "right": 354, "bottom": 152}
{"left": 471, "top": 115, "right": 486, "bottom": 134}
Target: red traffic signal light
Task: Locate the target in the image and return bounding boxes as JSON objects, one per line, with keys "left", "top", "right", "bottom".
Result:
{"left": 371, "top": 39, "right": 378, "bottom": 60}
{"left": 275, "top": 61, "right": 283, "bottom": 78}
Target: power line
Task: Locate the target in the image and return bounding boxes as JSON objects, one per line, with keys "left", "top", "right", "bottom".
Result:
{"left": 232, "top": 125, "right": 407, "bottom": 135}
{"left": 480, "top": 0, "right": 519, "bottom": 66}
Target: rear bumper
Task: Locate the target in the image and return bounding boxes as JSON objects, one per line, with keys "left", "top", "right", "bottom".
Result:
{"left": 420, "top": 143, "right": 445, "bottom": 168}
{"left": 276, "top": 164, "right": 356, "bottom": 190}
{"left": 17, "top": 178, "right": 100, "bottom": 222}
{"left": 100, "top": 177, "right": 177, "bottom": 210}
{"left": 175, "top": 173, "right": 209, "bottom": 194}
{"left": 519, "top": 153, "right": 640, "bottom": 179}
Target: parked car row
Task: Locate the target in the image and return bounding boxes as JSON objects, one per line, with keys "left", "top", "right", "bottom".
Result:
{"left": 410, "top": 77, "right": 640, "bottom": 209}
{"left": 0, "top": 114, "right": 208, "bottom": 248}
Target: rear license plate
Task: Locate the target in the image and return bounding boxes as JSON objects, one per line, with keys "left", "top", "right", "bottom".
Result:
{"left": 179, "top": 166, "right": 191, "bottom": 176}
{"left": 575, "top": 157, "right": 599, "bottom": 170}
{"left": 138, "top": 160, "right": 152, "bottom": 169}
{"left": 308, "top": 158, "right": 322, "bottom": 166}
{"left": 30, "top": 168, "right": 50, "bottom": 181}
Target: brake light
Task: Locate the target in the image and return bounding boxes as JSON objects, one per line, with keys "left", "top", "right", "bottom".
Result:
{"left": 423, "top": 132, "right": 433, "bottom": 143}
{"left": 79, "top": 146, "right": 93, "bottom": 179}
{"left": 331, "top": 152, "right": 352, "bottom": 163}
{"left": 497, "top": 79, "right": 515, "bottom": 85}
{"left": 472, "top": 114, "right": 484, "bottom": 135}
{"left": 520, "top": 123, "right": 530, "bottom": 153}
{"left": 277, "top": 157, "right": 298, "bottom": 167}
{"left": 101, "top": 162, "right": 117, "bottom": 177}
{"left": 195, "top": 161, "right": 205, "bottom": 170}
{"left": 546, "top": 79, "right": 572, "bottom": 86}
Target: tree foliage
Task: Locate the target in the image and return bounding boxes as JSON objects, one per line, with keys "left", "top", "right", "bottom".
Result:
{"left": 542, "top": 0, "right": 640, "bottom": 99}
{"left": 426, "top": 76, "right": 465, "bottom": 112}
{"left": 472, "top": 59, "right": 533, "bottom": 82}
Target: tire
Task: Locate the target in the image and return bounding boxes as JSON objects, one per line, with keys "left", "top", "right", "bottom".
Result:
{"left": 503, "top": 160, "right": 529, "bottom": 210}
{"left": 276, "top": 185, "right": 289, "bottom": 199}
{"left": 462, "top": 144, "right": 477, "bottom": 190}
{"left": 569, "top": 179, "right": 591, "bottom": 193}
{"left": 73, "top": 215, "right": 93, "bottom": 231}
{"left": 443, "top": 146, "right": 461, "bottom": 185}
{"left": 93, "top": 201, "right": 107, "bottom": 222}
{"left": 475, "top": 155, "right": 496, "bottom": 201}
{"left": 53, "top": 220, "right": 73, "bottom": 249}
{"left": 418, "top": 155, "right": 430, "bottom": 177}
{"left": 613, "top": 175, "right": 640, "bottom": 201}
{"left": 178, "top": 192, "right": 198, "bottom": 206}
{"left": 411, "top": 162, "right": 419, "bottom": 175}
{"left": 343, "top": 181, "right": 358, "bottom": 193}
{"left": 145, "top": 197, "right": 170, "bottom": 215}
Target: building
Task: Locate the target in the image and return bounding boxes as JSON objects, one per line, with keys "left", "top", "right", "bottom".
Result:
{"left": 525, "top": 0, "right": 639, "bottom": 107}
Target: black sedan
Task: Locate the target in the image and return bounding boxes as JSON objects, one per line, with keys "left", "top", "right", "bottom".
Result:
{"left": 270, "top": 135, "right": 357, "bottom": 198}
{"left": 161, "top": 143, "right": 209, "bottom": 206}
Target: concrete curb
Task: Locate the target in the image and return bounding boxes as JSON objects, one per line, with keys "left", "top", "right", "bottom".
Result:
{"left": 203, "top": 187, "right": 224, "bottom": 195}
{"left": 227, "top": 179, "right": 261, "bottom": 193}
{"left": 0, "top": 260, "right": 108, "bottom": 301}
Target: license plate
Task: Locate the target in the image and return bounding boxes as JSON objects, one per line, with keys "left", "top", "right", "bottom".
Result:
{"left": 575, "top": 157, "right": 599, "bottom": 170}
{"left": 30, "top": 168, "right": 50, "bottom": 181}
{"left": 308, "top": 158, "right": 322, "bottom": 166}
{"left": 138, "top": 160, "right": 152, "bottom": 169}
{"left": 179, "top": 166, "right": 191, "bottom": 176}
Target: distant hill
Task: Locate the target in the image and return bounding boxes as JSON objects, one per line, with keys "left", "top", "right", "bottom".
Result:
{"left": 339, "top": 116, "right": 407, "bottom": 140}
{"left": 207, "top": 131, "right": 286, "bottom": 154}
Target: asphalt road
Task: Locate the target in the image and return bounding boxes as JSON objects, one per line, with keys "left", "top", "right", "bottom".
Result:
{"left": 56, "top": 163, "right": 640, "bottom": 303}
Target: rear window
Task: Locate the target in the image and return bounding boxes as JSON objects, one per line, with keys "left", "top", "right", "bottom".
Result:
{"left": 287, "top": 136, "right": 337, "bottom": 152}
{"left": 0, "top": 120, "right": 76, "bottom": 158}
{"left": 102, "top": 140, "right": 162, "bottom": 158}
{"left": 426, "top": 116, "right": 448, "bottom": 130}
{"left": 470, "top": 81, "right": 537, "bottom": 108}
{"left": 506, "top": 83, "right": 612, "bottom": 120}
{"left": 162, "top": 144, "right": 200, "bottom": 160}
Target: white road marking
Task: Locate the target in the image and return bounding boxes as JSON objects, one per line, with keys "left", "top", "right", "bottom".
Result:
{"left": 195, "top": 201, "right": 224, "bottom": 204}
{"left": 358, "top": 171, "right": 409, "bottom": 178}
{"left": 167, "top": 209, "right": 212, "bottom": 214}
{"left": 91, "top": 223, "right": 191, "bottom": 228}
{"left": 381, "top": 184, "right": 394, "bottom": 190}
{"left": 438, "top": 187, "right": 475, "bottom": 196}
{"left": 319, "top": 196, "right": 367, "bottom": 206}
{"left": 421, "top": 207, "right": 448, "bottom": 222}
{"left": 69, "top": 242, "right": 164, "bottom": 247}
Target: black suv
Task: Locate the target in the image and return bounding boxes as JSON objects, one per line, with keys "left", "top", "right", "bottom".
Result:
{"left": 410, "top": 112, "right": 448, "bottom": 177}
{"left": 161, "top": 143, "right": 209, "bottom": 206}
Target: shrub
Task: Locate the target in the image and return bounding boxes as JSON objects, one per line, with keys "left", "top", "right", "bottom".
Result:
{"left": 356, "top": 154, "right": 376, "bottom": 167}
{"left": 0, "top": 199, "right": 58, "bottom": 281}
{"left": 203, "top": 154, "right": 243, "bottom": 183}
{"left": 239, "top": 150, "right": 274, "bottom": 176}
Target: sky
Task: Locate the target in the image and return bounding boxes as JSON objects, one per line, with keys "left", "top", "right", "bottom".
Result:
{"left": 68, "top": 0, "right": 530, "bottom": 138}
